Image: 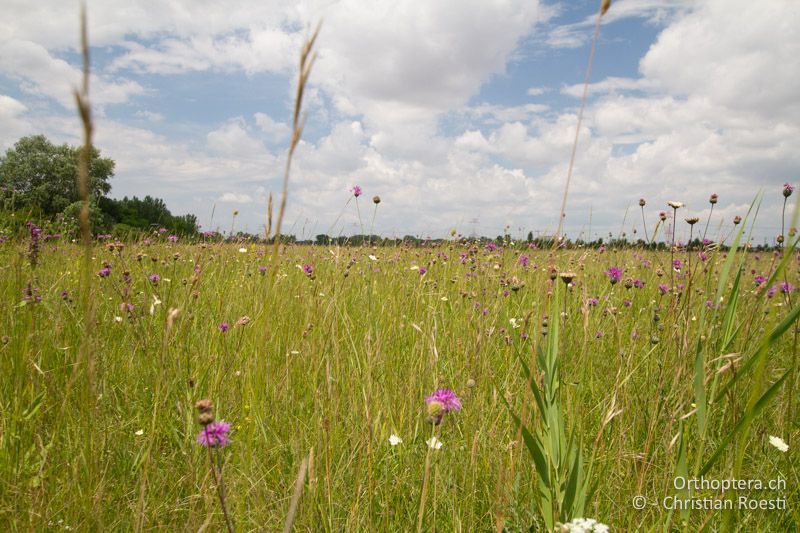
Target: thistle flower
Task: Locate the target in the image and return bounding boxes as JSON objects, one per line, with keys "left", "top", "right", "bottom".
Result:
{"left": 197, "top": 421, "right": 231, "bottom": 448}
{"left": 351, "top": 185, "right": 362, "bottom": 197}
{"left": 605, "top": 267, "right": 623, "bottom": 284}
{"left": 426, "top": 388, "right": 461, "bottom": 412}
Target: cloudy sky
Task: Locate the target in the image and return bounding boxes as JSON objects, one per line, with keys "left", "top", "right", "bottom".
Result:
{"left": 1, "top": 0, "right": 798, "bottom": 242}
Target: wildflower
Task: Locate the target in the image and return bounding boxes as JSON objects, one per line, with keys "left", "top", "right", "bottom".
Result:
{"left": 258, "top": 266, "right": 267, "bottom": 274}
{"left": 135, "top": 429, "right": 144, "bottom": 436}
{"left": 667, "top": 201, "right": 683, "bottom": 209}
{"left": 556, "top": 517, "right": 609, "bottom": 532}
{"left": 149, "top": 295, "right": 162, "bottom": 315}
{"left": 672, "top": 259, "right": 682, "bottom": 271}
{"left": 168, "top": 235, "right": 178, "bottom": 243}
{"left": 754, "top": 275, "right": 766, "bottom": 286}
{"left": 97, "top": 266, "right": 112, "bottom": 278}
{"left": 219, "top": 322, "right": 229, "bottom": 333}
{"left": 418, "top": 267, "right": 427, "bottom": 276}
{"left": 426, "top": 437, "right": 443, "bottom": 450}
{"left": 709, "top": 193, "right": 718, "bottom": 204}
{"left": 639, "top": 198, "right": 646, "bottom": 207}
{"left": 351, "top": 185, "right": 362, "bottom": 197}
{"left": 302, "top": 264, "right": 313, "bottom": 276}
{"left": 685, "top": 216, "right": 699, "bottom": 225}
{"left": 158, "top": 227, "right": 168, "bottom": 234}
{"left": 783, "top": 183, "right": 794, "bottom": 198}
{"left": 559, "top": 272, "right": 576, "bottom": 285}
{"left": 372, "top": 195, "right": 381, "bottom": 204}
{"left": 658, "top": 284, "right": 669, "bottom": 295}
{"left": 389, "top": 434, "right": 403, "bottom": 446}
{"left": 238, "top": 247, "right": 247, "bottom": 253}
{"left": 780, "top": 281, "right": 794, "bottom": 294}
{"left": 197, "top": 421, "right": 231, "bottom": 448}
{"left": 633, "top": 279, "right": 645, "bottom": 289}
{"left": 605, "top": 267, "right": 623, "bottom": 284}
{"left": 769, "top": 435, "right": 789, "bottom": 452}
{"left": 587, "top": 297, "right": 599, "bottom": 306}
{"left": 659, "top": 212, "right": 667, "bottom": 221}
{"left": 767, "top": 285, "right": 778, "bottom": 298}
{"left": 426, "top": 389, "right": 462, "bottom": 412}
{"left": 149, "top": 273, "right": 161, "bottom": 284}
{"left": 518, "top": 254, "right": 529, "bottom": 267}
{"left": 733, "top": 215, "right": 742, "bottom": 225}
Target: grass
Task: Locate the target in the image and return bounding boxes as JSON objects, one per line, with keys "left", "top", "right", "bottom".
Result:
{"left": 0, "top": 231, "right": 798, "bottom": 531}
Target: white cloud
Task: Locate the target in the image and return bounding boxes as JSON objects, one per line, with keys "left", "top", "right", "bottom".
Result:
{"left": 254, "top": 112, "right": 290, "bottom": 142}
{"left": 219, "top": 192, "right": 254, "bottom": 203}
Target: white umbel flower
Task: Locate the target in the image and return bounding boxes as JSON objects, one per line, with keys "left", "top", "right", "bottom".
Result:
{"left": 426, "top": 437, "right": 443, "bottom": 450}
{"left": 389, "top": 434, "right": 402, "bottom": 446}
{"left": 769, "top": 435, "right": 789, "bottom": 452}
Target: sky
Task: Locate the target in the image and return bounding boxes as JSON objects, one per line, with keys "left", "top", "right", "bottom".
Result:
{"left": 0, "top": 0, "right": 798, "bottom": 243}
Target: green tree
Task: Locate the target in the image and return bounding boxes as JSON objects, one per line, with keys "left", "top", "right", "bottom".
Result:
{"left": 0, "top": 135, "right": 114, "bottom": 216}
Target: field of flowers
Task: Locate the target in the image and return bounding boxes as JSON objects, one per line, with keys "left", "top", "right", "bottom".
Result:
{"left": 0, "top": 190, "right": 798, "bottom": 531}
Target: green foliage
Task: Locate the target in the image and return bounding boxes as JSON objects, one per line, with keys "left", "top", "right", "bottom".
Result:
{"left": 0, "top": 135, "right": 114, "bottom": 215}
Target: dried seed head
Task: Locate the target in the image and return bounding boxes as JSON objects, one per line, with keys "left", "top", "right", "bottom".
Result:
{"left": 733, "top": 215, "right": 742, "bottom": 225}
{"left": 639, "top": 198, "right": 646, "bottom": 207}
{"left": 709, "top": 193, "right": 718, "bottom": 204}
{"left": 685, "top": 216, "right": 699, "bottom": 225}
{"left": 195, "top": 399, "right": 213, "bottom": 413}
{"left": 372, "top": 195, "right": 381, "bottom": 204}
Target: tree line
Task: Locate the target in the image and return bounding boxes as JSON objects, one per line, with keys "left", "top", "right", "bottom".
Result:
{"left": 0, "top": 135, "right": 198, "bottom": 237}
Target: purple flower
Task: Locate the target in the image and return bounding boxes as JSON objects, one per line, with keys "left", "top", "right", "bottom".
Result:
{"left": 351, "top": 185, "right": 363, "bottom": 197}
{"left": 425, "top": 388, "right": 462, "bottom": 412}
{"left": 418, "top": 266, "right": 427, "bottom": 275}
{"left": 219, "top": 322, "right": 229, "bottom": 333}
{"left": 595, "top": 331, "right": 604, "bottom": 338}
{"left": 302, "top": 264, "right": 313, "bottom": 276}
{"left": 780, "top": 281, "right": 794, "bottom": 294}
{"left": 149, "top": 273, "right": 161, "bottom": 284}
{"left": 623, "top": 299, "right": 632, "bottom": 307}
{"left": 767, "top": 285, "right": 778, "bottom": 298}
{"left": 783, "top": 183, "right": 794, "bottom": 198}
{"left": 258, "top": 266, "right": 267, "bottom": 275}
{"left": 658, "top": 283, "right": 669, "bottom": 295}
{"left": 168, "top": 234, "right": 178, "bottom": 243}
{"left": 672, "top": 259, "right": 682, "bottom": 270}
{"left": 197, "top": 421, "right": 231, "bottom": 447}
{"left": 485, "top": 242, "right": 498, "bottom": 252}
{"left": 633, "top": 279, "right": 645, "bottom": 289}
{"left": 518, "top": 254, "right": 529, "bottom": 267}
{"left": 754, "top": 275, "right": 766, "bottom": 286}
{"left": 605, "top": 267, "right": 623, "bottom": 284}
{"left": 587, "top": 297, "right": 599, "bottom": 306}
{"left": 158, "top": 227, "right": 168, "bottom": 234}
{"left": 97, "top": 266, "right": 112, "bottom": 278}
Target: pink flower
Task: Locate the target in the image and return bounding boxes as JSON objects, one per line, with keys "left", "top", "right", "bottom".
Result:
{"left": 351, "top": 185, "right": 363, "bottom": 197}
{"left": 197, "top": 421, "right": 231, "bottom": 447}
{"left": 425, "top": 388, "right": 462, "bottom": 412}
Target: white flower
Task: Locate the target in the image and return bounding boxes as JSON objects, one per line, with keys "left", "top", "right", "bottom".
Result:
{"left": 238, "top": 247, "right": 247, "bottom": 253}
{"left": 389, "top": 434, "right": 403, "bottom": 446}
{"left": 368, "top": 254, "right": 378, "bottom": 261}
{"left": 410, "top": 265, "right": 419, "bottom": 271}
{"left": 114, "top": 316, "right": 122, "bottom": 323}
{"left": 769, "top": 435, "right": 789, "bottom": 452}
{"left": 440, "top": 296, "right": 448, "bottom": 301}
{"left": 667, "top": 201, "right": 684, "bottom": 209}
{"left": 509, "top": 317, "right": 521, "bottom": 329}
{"left": 426, "top": 437, "right": 442, "bottom": 450}
{"left": 149, "top": 295, "right": 162, "bottom": 316}
{"left": 135, "top": 429, "right": 144, "bottom": 436}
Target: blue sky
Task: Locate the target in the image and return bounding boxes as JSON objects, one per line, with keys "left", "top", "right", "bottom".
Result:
{"left": 1, "top": 0, "right": 798, "bottom": 242}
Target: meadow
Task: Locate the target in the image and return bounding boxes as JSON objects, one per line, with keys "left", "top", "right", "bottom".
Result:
{"left": 1, "top": 199, "right": 798, "bottom": 531}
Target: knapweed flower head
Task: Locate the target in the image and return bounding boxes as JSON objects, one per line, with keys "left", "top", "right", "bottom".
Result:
{"left": 518, "top": 254, "right": 529, "bottom": 267}
{"left": 667, "top": 200, "right": 683, "bottom": 209}
{"left": 302, "top": 264, "right": 313, "bottom": 276}
{"left": 197, "top": 421, "right": 231, "bottom": 448}
{"left": 672, "top": 259, "right": 682, "bottom": 270}
{"left": 783, "top": 183, "right": 794, "bottom": 198}
{"left": 372, "top": 195, "right": 381, "bottom": 204}
{"left": 685, "top": 216, "right": 699, "bottom": 225}
{"left": 219, "top": 322, "right": 229, "bottom": 333}
{"left": 754, "top": 275, "right": 766, "bottom": 286}
{"left": 780, "top": 281, "right": 794, "bottom": 294}
{"left": 425, "top": 388, "right": 461, "bottom": 425}
{"left": 149, "top": 273, "right": 161, "bottom": 284}
{"left": 659, "top": 211, "right": 667, "bottom": 221}
{"left": 733, "top": 215, "right": 742, "bottom": 225}
{"left": 97, "top": 266, "right": 111, "bottom": 278}
{"left": 168, "top": 234, "right": 178, "bottom": 243}
{"left": 658, "top": 283, "right": 669, "bottom": 295}
{"left": 418, "top": 266, "right": 427, "bottom": 276}
{"left": 605, "top": 267, "right": 623, "bottom": 284}
{"left": 639, "top": 198, "right": 646, "bottom": 207}
{"left": 351, "top": 185, "right": 362, "bottom": 197}
{"left": 709, "top": 193, "right": 718, "bottom": 204}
